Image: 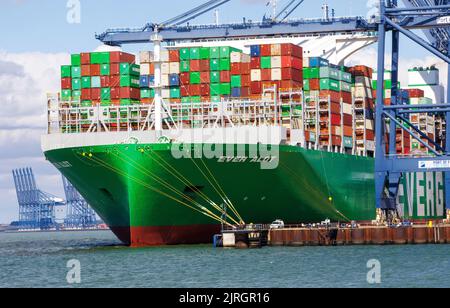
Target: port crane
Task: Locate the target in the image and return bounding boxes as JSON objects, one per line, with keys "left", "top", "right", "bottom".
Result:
{"left": 97, "top": 0, "right": 450, "bottom": 222}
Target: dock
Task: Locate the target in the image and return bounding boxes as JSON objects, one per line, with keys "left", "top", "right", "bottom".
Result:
{"left": 216, "top": 223, "right": 450, "bottom": 248}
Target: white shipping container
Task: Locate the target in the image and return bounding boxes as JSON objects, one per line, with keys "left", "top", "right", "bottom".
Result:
{"left": 353, "top": 86, "right": 373, "bottom": 99}
{"left": 230, "top": 52, "right": 242, "bottom": 63}
{"left": 366, "top": 141, "right": 375, "bottom": 152}
{"left": 162, "top": 89, "right": 170, "bottom": 99}
{"left": 139, "top": 51, "right": 154, "bottom": 63}
{"left": 385, "top": 89, "right": 392, "bottom": 99}
{"left": 169, "top": 62, "right": 180, "bottom": 74}
{"left": 303, "top": 57, "right": 310, "bottom": 68}
{"left": 408, "top": 69, "right": 439, "bottom": 86}
{"left": 354, "top": 76, "right": 371, "bottom": 88}
{"left": 427, "top": 126, "right": 435, "bottom": 134}
{"left": 366, "top": 120, "right": 374, "bottom": 130}
{"left": 271, "top": 68, "right": 282, "bottom": 81}
{"left": 408, "top": 85, "right": 444, "bottom": 104}
{"left": 241, "top": 53, "right": 251, "bottom": 63}
{"left": 271, "top": 44, "right": 281, "bottom": 56}
{"left": 161, "top": 63, "right": 170, "bottom": 75}
{"left": 271, "top": 56, "right": 282, "bottom": 69}
{"left": 343, "top": 103, "right": 352, "bottom": 115}
{"left": 160, "top": 50, "right": 169, "bottom": 63}
{"left": 161, "top": 75, "right": 169, "bottom": 87}
{"left": 140, "top": 63, "right": 151, "bottom": 75}
{"left": 251, "top": 69, "right": 261, "bottom": 81}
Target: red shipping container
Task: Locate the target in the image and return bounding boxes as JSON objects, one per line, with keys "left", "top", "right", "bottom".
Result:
{"left": 199, "top": 60, "right": 210, "bottom": 72}
{"left": 180, "top": 73, "right": 190, "bottom": 85}
{"left": 331, "top": 135, "right": 342, "bottom": 146}
{"left": 91, "top": 88, "right": 101, "bottom": 101}
{"left": 241, "top": 75, "right": 251, "bottom": 87}
{"left": 330, "top": 102, "right": 341, "bottom": 114}
{"left": 261, "top": 69, "right": 271, "bottom": 81}
{"left": 101, "top": 76, "right": 110, "bottom": 88}
{"left": 250, "top": 57, "right": 261, "bottom": 69}
{"left": 241, "top": 63, "right": 251, "bottom": 74}
{"left": 200, "top": 84, "right": 210, "bottom": 96}
{"left": 80, "top": 53, "right": 90, "bottom": 65}
{"left": 120, "top": 87, "right": 140, "bottom": 100}
{"left": 343, "top": 125, "right": 353, "bottom": 137}
{"left": 281, "top": 56, "right": 302, "bottom": 70}
{"left": 110, "top": 63, "right": 120, "bottom": 75}
{"left": 280, "top": 44, "right": 303, "bottom": 58}
{"left": 90, "top": 64, "right": 100, "bottom": 76}
{"left": 231, "top": 63, "right": 241, "bottom": 75}
{"left": 200, "top": 72, "right": 210, "bottom": 83}
{"left": 190, "top": 60, "right": 200, "bottom": 72}
{"left": 61, "top": 78, "right": 71, "bottom": 89}
{"left": 169, "top": 50, "right": 180, "bottom": 62}
{"left": 341, "top": 91, "right": 352, "bottom": 103}
{"left": 343, "top": 114, "right": 353, "bottom": 126}
{"left": 220, "top": 71, "right": 231, "bottom": 83}
{"left": 81, "top": 88, "right": 91, "bottom": 100}
{"left": 241, "top": 87, "right": 250, "bottom": 97}
{"left": 110, "top": 52, "right": 135, "bottom": 64}
{"left": 262, "top": 81, "right": 280, "bottom": 89}
{"left": 251, "top": 81, "right": 262, "bottom": 94}
{"left": 260, "top": 45, "right": 272, "bottom": 57}
{"left": 181, "top": 85, "right": 190, "bottom": 97}
{"left": 110, "top": 75, "right": 120, "bottom": 87}
{"left": 110, "top": 88, "right": 120, "bottom": 99}
{"left": 366, "top": 130, "right": 375, "bottom": 140}
{"left": 280, "top": 80, "right": 302, "bottom": 90}
{"left": 281, "top": 68, "right": 302, "bottom": 82}
{"left": 309, "top": 79, "right": 320, "bottom": 91}
{"left": 349, "top": 65, "right": 373, "bottom": 78}
{"left": 81, "top": 65, "right": 91, "bottom": 76}
{"left": 189, "top": 84, "right": 201, "bottom": 96}
{"left": 331, "top": 114, "right": 341, "bottom": 126}
{"left": 320, "top": 90, "right": 341, "bottom": 103}
{"left": 407, "top": 88, "right": 425, "bottom": 98}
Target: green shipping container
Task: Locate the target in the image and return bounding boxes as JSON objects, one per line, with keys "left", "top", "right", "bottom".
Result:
{"left": 190, "top": 48, "right": 200, "bottom": 60}
{"left": 303, "top": 79, "right": 310, "bottom": 91}
{"left": 101, "top": 64, "right": 110, "bottom": 76}
{"left": 210, "top": 47, "right": 220, "bottom": 59}
{"left": 210, "top": 72, "right": 220, "bottom": 83}
{"left": 81, "top": 77, "right": 91, "bottom": 89}
{"left": 340, "top": 82, "right": 352, "bottom": 93}
{"left": 303, "top": 68, "right": 310, "bottom": 80}
{"left": 319, "top": 67, "right": 340, "bottom": 80}
{"left": 210, "top": 83, "right": 220, "bottom": 96}
{"left": 181, "top": 97, "right": 191, "bottom": 104}
{"left": 72, "top": 79, "right": 81, "bottom": 90}
{"left": 72, "top": 90, "right": 81, "bottom": 99}
{"left": 61, "top": 89, "right": 72, "bottom": 101}
{"left": 101, "top": 88, "right": 111, "bottom": 102}
{"left": 220, "top": 83, "right": 231, "bottom": 95}
{"left": 91, "top": 52, "right": 110, "bottom": 64}
{"left": 309, "top": 67, "right": 320, "bottom": 79}
{"left": 141, "top": 88, "right": 154, "bottom": 99}
{"left": 340, "top": 71, "right": 352, "bottom": 83}
{"left": 71, "top": 54, "right": 81, "bottom": 66}
{"left": 120, "top": 75, "right": 140, "bottom": 88}
{"left": 190, "top": 72, "right": 201, "bottom": 84}
{"left": 81, "top": 100, "right": 92, "bottom": 107}
{"left": 180, "top": 48, "right": 190, "bottom": 61}
{"left": 71, "top": 66, "right": 81, "bottom": 78}
{"left": 261, "top": 57, "right": 272, "bottom": 69}
{"left": 211, "top": 96, "right": 221, "bottom": 103}
{"left": 170, "top": 87, "right": 181, "bottom": 98}
{"left": 320, "top": 79, "right": 340, "bottom": 92}
{"left": 210, "top": 59, "right": 220, "bottom": 71}
{"left": 180, "top": 61, "right": 190, "bottom": 72}
{"left": 219, "top": 58, "right": 230, "bottom": 71}
{"left": 91, "top": 76, "right": 101, "bottom": 88}
{"left": 120, "top": 99, "right": 139, "bottom": 105}
{"left": 343, "top": 137, "right": 353, "bottom": 148}
{"left": 190, "top": 96, "right": 202, "bottom": 103}
{"left": 220, "top": 46, "right": 240, "bottom": 58}
{"left": 61, "top": 65, "right": 72, "bottom": 78}
{"left": 119, "top": 63, "right": 140, "bottom": 76}
{"left": 200, "top": 47, "right": 210, "bottom": 60}
{"left": 231, "top": 75, "right": 241, "bottom": 88}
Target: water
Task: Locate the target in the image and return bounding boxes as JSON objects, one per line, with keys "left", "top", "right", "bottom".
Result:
{"left": 0, "top": 230, "right": 449, "bottom": 288}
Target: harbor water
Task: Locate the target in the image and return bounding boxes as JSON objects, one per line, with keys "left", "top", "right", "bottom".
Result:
{"left": 0, "top": 231, "right": 449, "bottom": 288}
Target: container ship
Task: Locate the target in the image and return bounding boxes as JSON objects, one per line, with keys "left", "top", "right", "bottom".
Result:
{"left": 42, "top": 43, "right": 446, "bottom": 246}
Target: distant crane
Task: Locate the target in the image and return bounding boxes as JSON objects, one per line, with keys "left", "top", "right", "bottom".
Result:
{"left": 12, "top": 168, "right": 64, "bottom": 230}
{"left": 62, "top": 176, "right": 97, "bottom": 229}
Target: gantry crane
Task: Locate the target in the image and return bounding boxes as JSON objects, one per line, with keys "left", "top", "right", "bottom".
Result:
{"left": 96, "top": 0, "right": 450, "bottom": 222}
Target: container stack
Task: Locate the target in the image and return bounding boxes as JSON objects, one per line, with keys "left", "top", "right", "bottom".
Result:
{"left": 349, "top": 65, "right": 375, "bottom": 155}
{"left": 139, "top": 51, "right": 155, "bottom": 104}
{"left": 249, "top": 43, "right": 303, "bottom": 96}
{"left": 60, "top": 51, "right": 140, "bottom": 107}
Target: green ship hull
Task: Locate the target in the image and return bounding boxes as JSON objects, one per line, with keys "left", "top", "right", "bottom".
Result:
{"left": 44, "top": 143, "right": 377, "bottom": 246}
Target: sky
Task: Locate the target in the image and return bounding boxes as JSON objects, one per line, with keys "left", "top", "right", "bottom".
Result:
{"left": 0, "top": 0, "right": 447, "bottom": 223}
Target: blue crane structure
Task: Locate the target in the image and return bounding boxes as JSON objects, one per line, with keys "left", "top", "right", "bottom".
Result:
{"left": 96, "top": 0, "right": 450, "bottom": 222}
{"left": 62, "top": 176, "right": 97, "bottom": 229}
{"left": 12, "top": 168, "right": 64, "bottom": 230}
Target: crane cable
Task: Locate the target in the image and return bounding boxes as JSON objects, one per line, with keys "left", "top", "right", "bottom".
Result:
{"left": 84, "top": 153, "right": 233, "bottom": 226}
{"left": 109, "top": 149, "right": 241, "bottom": 225}
{"left": 142, "top": 147, "right": 244, "bottom": 224}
